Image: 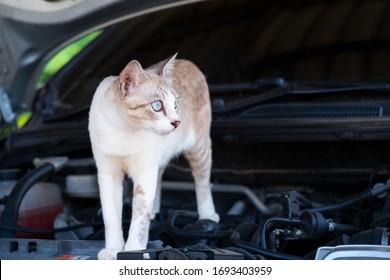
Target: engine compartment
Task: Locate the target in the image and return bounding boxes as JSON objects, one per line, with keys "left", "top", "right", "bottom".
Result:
{"left": 0, "top": 155, "right": 390, "bottom": 260}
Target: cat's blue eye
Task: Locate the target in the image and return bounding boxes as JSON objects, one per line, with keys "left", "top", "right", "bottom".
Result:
{"left": 174, "top": 97, "right": 179, "bottom": 109}
{"left": 151, "top": 100, "right": 163, "bottom": 112}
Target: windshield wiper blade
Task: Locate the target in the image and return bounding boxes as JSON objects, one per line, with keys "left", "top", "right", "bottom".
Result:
{"left": 212, "top": 87, "right": 288, "bottom": 113}
{"left": 289, "top": 81, "right": 390, "bottom": 94}
{"left": 209, "top": 78, "right": 286, "bottom": 93}
{"left": 211, "top": 80, "right": 390, "bottom": 113}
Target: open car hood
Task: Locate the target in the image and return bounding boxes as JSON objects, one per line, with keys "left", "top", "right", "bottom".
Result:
{"left": 0, "top": 0, "right": 199, "bottom": 123}
{"left": 3, "top": 0, "right": 390, "bottom": 124}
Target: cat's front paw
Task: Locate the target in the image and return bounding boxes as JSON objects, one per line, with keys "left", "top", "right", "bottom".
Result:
{"left": 200, "top": 212, "right": 220, "bottom": 223}
{"left": 98, "top": 248, "right": 121, "bottom": 260}
{"left": 210, "top": 212, "right": 220, "bottom": 223}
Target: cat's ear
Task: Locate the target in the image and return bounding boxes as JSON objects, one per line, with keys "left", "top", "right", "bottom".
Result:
{"left": 146, "top": 53, "right": 177, "bottom": 79}
{"left": 118, "top": 60, "right": 143, "bottom": 98}
{"left": 161, "top": 53, "right": 177, "bottom": 78}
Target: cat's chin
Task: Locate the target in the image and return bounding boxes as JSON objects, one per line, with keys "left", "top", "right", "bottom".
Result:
{"left": 148, "top": 128, "right": 175, "bottom": 136}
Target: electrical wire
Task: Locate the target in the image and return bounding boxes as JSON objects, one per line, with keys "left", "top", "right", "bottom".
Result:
{"left": 229, "top": 232, "right": 303, "bottom": 260}
{"left": 224, "top": 246, "right": 257, "bottom": 260}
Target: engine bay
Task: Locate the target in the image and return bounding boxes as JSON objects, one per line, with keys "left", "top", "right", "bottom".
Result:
{"left": 1, "top": 155, "right": 390, "bottom": 260}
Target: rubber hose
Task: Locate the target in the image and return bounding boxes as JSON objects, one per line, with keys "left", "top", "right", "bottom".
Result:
{"left": 167, "top": 210, "right": 232, "bottom": 239}
{"left": 306, "top": 190, "right": 372, "bottom": 213}
{"left": 306, "top": 183, "right": 390, "bottom": 213}
{"left": 0, "top": 162, "right": 56, "bottom": 238}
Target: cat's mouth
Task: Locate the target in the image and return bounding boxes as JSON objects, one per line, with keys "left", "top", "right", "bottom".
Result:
{"left": 146, "top": 121, "right": 180, "bottom": 136}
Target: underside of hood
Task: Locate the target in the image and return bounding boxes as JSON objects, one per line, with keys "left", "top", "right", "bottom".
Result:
{"left": 0, "top": 0, "right": 200, "bottom": 123}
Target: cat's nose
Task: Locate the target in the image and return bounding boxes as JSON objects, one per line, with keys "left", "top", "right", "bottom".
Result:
{"left": 171, "top": 120, "right": 181, "bottom": 128}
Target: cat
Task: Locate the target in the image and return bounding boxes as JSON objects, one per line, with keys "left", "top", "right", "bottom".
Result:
{"left": 88, "top": 54, "right": 219, "bottom": 260}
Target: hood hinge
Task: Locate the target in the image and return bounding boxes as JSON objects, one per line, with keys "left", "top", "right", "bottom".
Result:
{"left": 0, "top": 88, "right": 16, "bottom": 124}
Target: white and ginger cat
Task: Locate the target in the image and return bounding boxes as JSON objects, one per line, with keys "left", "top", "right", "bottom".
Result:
{"left": 88, "top": 54, "right": 219, "bottom": 260}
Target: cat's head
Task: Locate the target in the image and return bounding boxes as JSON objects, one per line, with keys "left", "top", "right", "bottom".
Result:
{"left": 117, "top": 54, "right": 180, "bottom": 135}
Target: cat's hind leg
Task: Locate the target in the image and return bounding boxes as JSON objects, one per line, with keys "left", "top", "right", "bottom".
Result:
{"left": 185, "top": 136, "right": 219, "bottom": 223}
